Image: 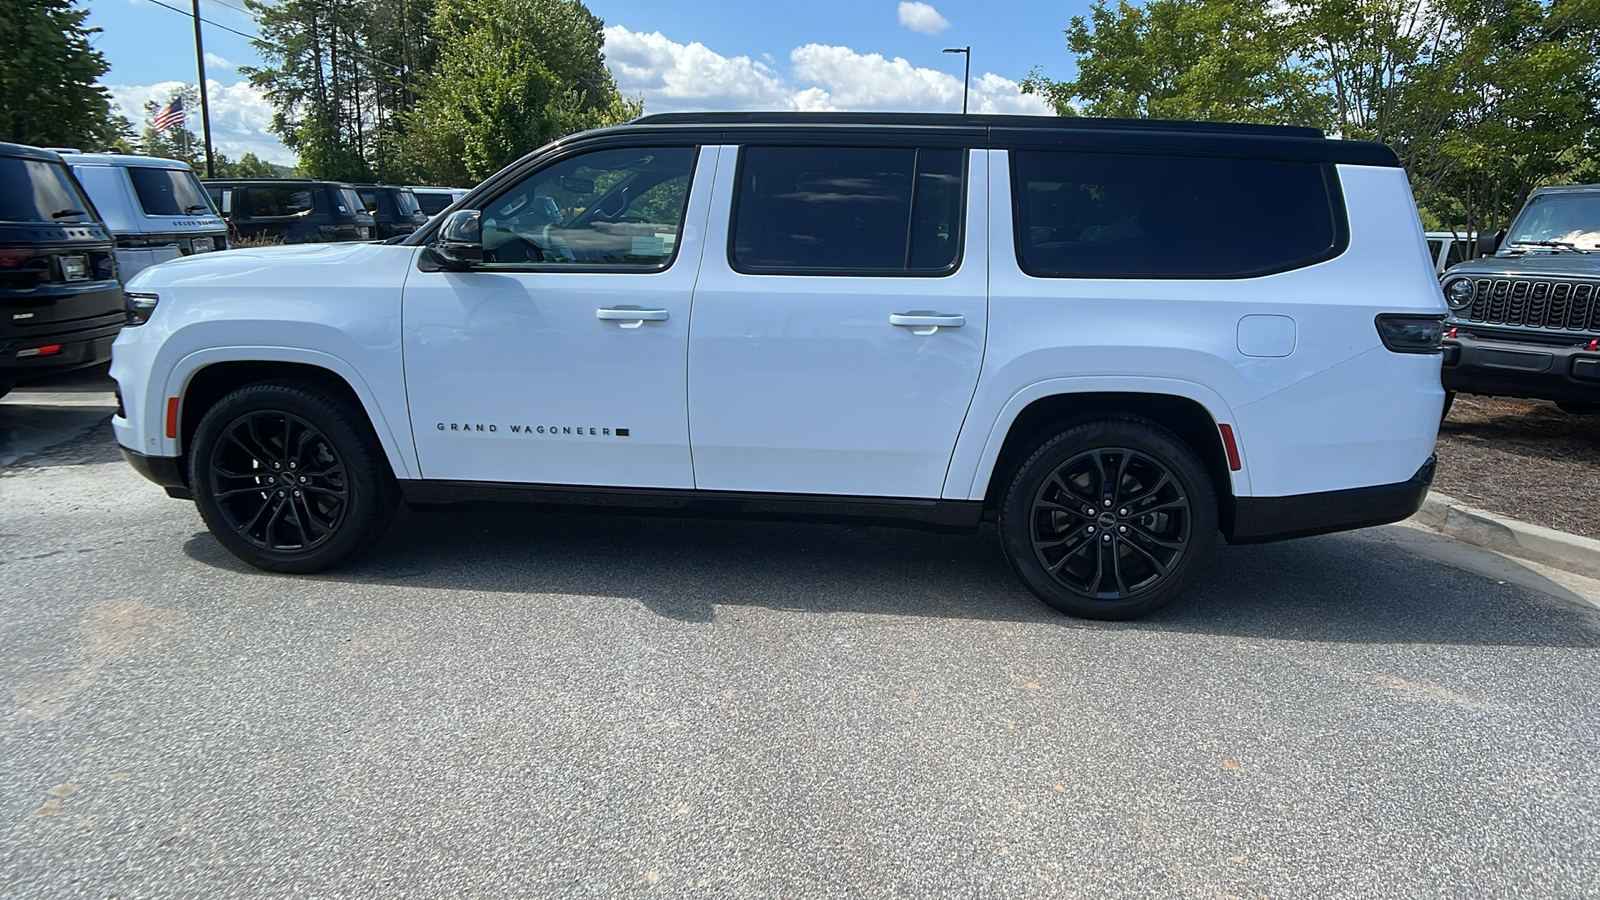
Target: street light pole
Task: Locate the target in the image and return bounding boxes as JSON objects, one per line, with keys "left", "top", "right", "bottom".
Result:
{"left": 943, "top": 46, "right": 971, "bottom": 114}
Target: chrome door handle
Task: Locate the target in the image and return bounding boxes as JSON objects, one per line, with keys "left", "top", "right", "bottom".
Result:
{"left": 890, "top": 313, "right": 965, "bottom": 335}
{"left": 597, "top": 308, "right": 670, "bottom": 328}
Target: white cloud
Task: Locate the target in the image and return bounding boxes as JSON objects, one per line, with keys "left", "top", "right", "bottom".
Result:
{"left": 203, "top": 52, "right": 233, "bottom": 71}
{"left": 106, "top": 80, "right": 295, "bottom": 166}
{"left": 603, "top": 26, "right": 1051, "bottom": 117}
{"left": 897, "top": 2, "right": 950, "bottom": 35}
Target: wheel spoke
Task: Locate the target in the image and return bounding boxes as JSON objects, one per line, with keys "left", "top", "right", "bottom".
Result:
{"left": 1127, "top": 521, "right": 1187, "bottom": 549}
{"left": 1123, "top": 469, "right": 1172, "bottom": 505}
{"left": 1111, "top": 450, "right": 1133, "bottom": 504}
{"left": 1121, "top": 534, "right": 1172, "bottom": 577}
{"left": 1109, "top": 540, "right": 1130, "bottom": 596}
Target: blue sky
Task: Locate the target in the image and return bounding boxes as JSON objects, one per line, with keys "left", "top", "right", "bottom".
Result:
{"left": 83, "top": 0, "right": 1088, "bottom": 165}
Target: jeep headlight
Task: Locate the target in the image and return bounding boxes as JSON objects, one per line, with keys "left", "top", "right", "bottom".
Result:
{"left": 1444, "top": 278, "right": 1475, "bottom": 309}
{"left": 125, "top": 291, "right": 160, "bottom": 326}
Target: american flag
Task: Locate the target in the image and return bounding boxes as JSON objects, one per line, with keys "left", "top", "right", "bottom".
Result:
{"left": 152, "top": 96, "right": 185, "bottom": 132}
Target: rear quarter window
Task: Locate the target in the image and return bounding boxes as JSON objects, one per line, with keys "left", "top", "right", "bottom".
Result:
{"left": 128, "top": 166, "right": 213, "bottom": 217}
{"left": 1011, "top": 151, "right": 1346, "bottom": 279}
{"left": 244, "top": 186, "right": 314, "bottom": 217}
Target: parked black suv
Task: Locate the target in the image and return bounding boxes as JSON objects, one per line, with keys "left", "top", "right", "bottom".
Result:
{"left": 0, "top": 142, "right": 124, "bottom": 398}
{"left": 1440, "top": 184, "right": 1600, "bottom": 414}
{"left": 202, "top": 179, "right": 376, "bottom": 244}
{"left": 353, "top": 184, "right": 428, "bottom": 238}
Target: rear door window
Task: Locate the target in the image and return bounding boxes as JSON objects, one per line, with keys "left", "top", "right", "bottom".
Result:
{"left": 731, "top": 146, "right": 964, "bottom": 275}
{"left": 1011, "top": 150, "right": 1344, "bottom": 279}
{"left": 244, "top": 186, "right": 314, "bottom": 218}
{"left": 0, "top": 157, "right": 92, "bottom": 224}
{"left": 128, "top": 166, "right": 213, "bottom": 216}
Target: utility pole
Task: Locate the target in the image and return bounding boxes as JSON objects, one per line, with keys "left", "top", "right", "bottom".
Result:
{"left": 943, "top": 46, "right": 971, "bottom": 114}
{"left": 191, "top": 0, "right": 216, "bottom": 176}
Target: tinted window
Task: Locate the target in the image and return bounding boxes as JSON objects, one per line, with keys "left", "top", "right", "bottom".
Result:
{"left": 358, "top": 189, "right": 379, "bottom": 212}
{"left": 478, "top": 146, "right": 697, "bottom": 268}
{"left": 336, "top": 188, "right": 365, "bottom": 216}
{"left": 732, "top": 146, "right": 964, "bottom": 274}
{"left": 395, "top": 189, "right": 422, "bottom": 217}
{"left": 0, "top": 157, "right": 92, "bottom": 224}
{"left": 1012, "top": 151, "right": 1342, "bottom": 278}
{"left": 415, "top": 192, "right": 453, "bottom": 216}
{"left": 244, "top": 186, "right": 313, "bottom": 217}
{"left": 128, "top": 166, "right": 213, "bottom": 216}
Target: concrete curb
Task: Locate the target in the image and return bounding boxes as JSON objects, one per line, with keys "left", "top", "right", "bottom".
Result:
{"left": 1411, "top": 492, "right": 1600, "bottom": 580}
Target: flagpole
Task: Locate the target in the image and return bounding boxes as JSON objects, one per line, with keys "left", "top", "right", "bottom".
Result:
{"left": 190, "top": 0, "right": 216, "bottom": 177}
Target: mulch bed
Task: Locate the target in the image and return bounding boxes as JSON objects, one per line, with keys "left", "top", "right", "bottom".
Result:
{"left": 1434, "top": 394, "right": 1600, "bottom": 540}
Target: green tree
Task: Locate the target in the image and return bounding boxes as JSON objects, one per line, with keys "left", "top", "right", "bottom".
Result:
{"left": 1021, "top": 0, "right": 1328, "bottom": 126}
{"left": 1411, "top": 0, "right": 1600, "bottom": 246}
{"left": 244, "top": 0, "right": 437, "bottom": 181}
{"left": 0, "top": 0, "right": 122, "bottom": 147}
{"left": 223, "top": 151, "right": 283, "bottom": 177}
{"left": 400, "top": 0, "right": 641, "bottom": 186}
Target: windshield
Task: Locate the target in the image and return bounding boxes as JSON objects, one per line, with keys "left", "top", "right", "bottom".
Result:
{"left": 129, "top": 165, "right": 214, "bottom": 216}
{"left": 1506, "top": 193, "right": 1600, "bottom": 250}
{"left": 0, "top": 157, "right": 93, "bottom": 224}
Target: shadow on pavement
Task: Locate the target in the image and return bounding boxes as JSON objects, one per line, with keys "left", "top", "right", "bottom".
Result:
{"left": 181, "top": 505, "right": 1600, "bottom": 648}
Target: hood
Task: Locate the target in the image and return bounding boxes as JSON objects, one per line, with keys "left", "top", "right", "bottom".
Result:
{"left": 1443, "top": 251, "right": 1600, "bottom": 280}
{"left": 124, "top": 240, "right": 405, "bottom": 291}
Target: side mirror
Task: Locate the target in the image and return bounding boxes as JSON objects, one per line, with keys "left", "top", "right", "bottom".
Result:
{"left": 428, "top": 209, "right": 482, "bottom": 269}
{"left": 1477, "top": 230, "right": 1504, "bottom": 257}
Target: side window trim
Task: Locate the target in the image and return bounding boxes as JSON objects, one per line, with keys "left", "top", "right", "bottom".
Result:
{"left": 726, "top": 144, "right": 970, "bottom": 278}
{"left": 468, "top": 144, "right": 703, "bottom": 274}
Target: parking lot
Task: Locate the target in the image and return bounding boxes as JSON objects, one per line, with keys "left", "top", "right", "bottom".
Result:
{"left": 3, "top": 374, "right": 1599, "bottom": 898}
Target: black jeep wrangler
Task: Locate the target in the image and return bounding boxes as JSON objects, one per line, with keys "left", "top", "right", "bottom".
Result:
{"left": 1440, "top": 183, "right": 1600, "bottom": 415}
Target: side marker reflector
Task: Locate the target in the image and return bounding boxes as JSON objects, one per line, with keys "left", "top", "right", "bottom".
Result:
{"left": 165, "top": 397, "right": 179, "bottom": 439}
{"left": 1218, "top": 424, "right": 1242, "bottom": 472}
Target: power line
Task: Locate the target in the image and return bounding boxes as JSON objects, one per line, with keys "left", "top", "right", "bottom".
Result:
{"left": 140, "top": 0, "right": 405, "bottom": 74}
{"left": 143, "top": 0, "right": 261, "bottom": 43}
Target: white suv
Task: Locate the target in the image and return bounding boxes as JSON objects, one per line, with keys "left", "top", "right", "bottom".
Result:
{"left": 110, "top": 113, "right": 1447, "bottom": 619}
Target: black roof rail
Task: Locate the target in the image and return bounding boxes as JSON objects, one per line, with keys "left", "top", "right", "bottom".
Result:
{"left": 629, "top": 111, "right": 1326, "bottom": 139}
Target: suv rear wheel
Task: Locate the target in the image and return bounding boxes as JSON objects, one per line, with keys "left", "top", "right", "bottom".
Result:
{"left": 189, "top": 380, "right": 397, "bottom": 572}
{"left": 999, "top": 419, "right": 1218, "bottom": 620}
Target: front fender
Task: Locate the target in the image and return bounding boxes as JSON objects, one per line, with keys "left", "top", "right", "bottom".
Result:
{"left": 146, "top": 345, "right": 417, "bottom": 479}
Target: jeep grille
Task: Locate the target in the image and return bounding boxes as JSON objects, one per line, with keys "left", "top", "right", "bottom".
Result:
{"left": 1457, "top": 277, "right": 1600, "bottom": 333}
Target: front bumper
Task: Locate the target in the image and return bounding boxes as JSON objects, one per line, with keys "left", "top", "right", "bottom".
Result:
{"left": 1441, "top": 333, "right": 1600, "bottom": 403}
{"left": 120, "top": 446, "right": 191, "bottom": 499}
{"left": 1226, "top": 456, "right": 1435, "bottom": 544}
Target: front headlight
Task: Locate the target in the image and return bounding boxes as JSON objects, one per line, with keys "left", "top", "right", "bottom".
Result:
{"left": 125, "top": 291, "right": 159, "bottom": 326}
{"left": 1444, "top": 278, "right": 1475, "bottom": 309}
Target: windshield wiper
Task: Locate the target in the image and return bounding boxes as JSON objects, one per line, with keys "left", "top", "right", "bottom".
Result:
{"left": 50, "top": 208, "right": 86, "bottom": 219}
{"left": 185, "top": 203, "right": 212, "bottom": 213}
{"left": 1509, "top": 239, "right": 1590, "bottom": 253}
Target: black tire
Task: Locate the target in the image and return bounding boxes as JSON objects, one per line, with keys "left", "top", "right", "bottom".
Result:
{"left": 999, "top": 419, "right": 1218, "bottom": 620}
{"left": 1440, "top": 390, "right": 1456, "bottom": 422}
{"left": 1556, "top": 400, "right": 1600, "bottom": 415}
{"left": 188, "top": 380, "right": 398, "bottom": 573}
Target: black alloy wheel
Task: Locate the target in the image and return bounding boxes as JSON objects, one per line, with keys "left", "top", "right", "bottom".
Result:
{"left": 207, "top": 410, "right": 348, "bottom": 553}
{"left": 189, "top": 381, "right": 397, "bottom": 573}
{"left": 1000, "top": 419, "right": 1217, "bottom": 620}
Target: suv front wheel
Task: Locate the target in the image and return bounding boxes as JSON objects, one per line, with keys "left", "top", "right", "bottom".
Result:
{"left": 189, "top": 380, "right": 398, "bottom": 572}
{"left": 1000, "top": 419, "right": 1218, "bottom": 620}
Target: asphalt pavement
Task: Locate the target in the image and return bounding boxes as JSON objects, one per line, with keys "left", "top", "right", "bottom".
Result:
{"left": 2, "top": 375, "right": 1598, "bottom": 898}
